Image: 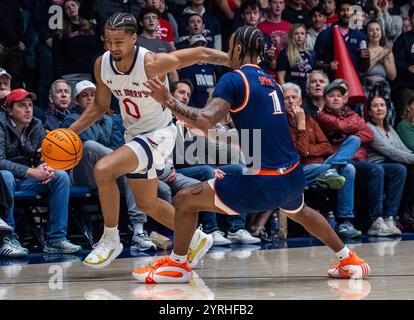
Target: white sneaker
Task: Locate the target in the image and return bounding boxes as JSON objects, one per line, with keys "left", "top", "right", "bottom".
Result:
{"left": 83, "top": 234, "right": 123, "bottom": 269}
{"left": 367, "top": 217, "right": 395, "bottom": 236}
{"left": 187, "top": 228, "right": 213, "bottom": 268}
{"left": 211, "top": 230, "right": 232, "bottom": 246}
{"left": 227, "top": 229, "right": 261, "bottom": 244}
{"left": 384, "top": 217, "right": 402, "bottom": 235}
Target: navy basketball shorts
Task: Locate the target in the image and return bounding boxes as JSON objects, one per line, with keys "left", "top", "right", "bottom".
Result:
{"left": 207, "top": 163, "right": 305, "bottom": 215}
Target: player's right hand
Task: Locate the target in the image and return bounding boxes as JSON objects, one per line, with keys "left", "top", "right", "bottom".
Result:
{"left": 143, "top": 77, "right": 171, "bottom": 105}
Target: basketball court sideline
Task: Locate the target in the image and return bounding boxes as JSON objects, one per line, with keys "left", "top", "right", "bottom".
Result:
{"left": 1, "top": 237, "right": 413, "bottom": 300}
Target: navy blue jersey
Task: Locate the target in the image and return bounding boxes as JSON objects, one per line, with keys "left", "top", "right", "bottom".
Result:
{"left": 213, "top": 64, "right": 299, "bottom": 169}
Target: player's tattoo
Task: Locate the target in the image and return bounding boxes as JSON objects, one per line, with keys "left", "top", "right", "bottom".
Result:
{"left": 205, "top": 54, "right": 229, "bottom": 66}
{"left": 162, "top": 95, "right": 230, "bottom": 131}
{"left": 164, "top": 97, "right": 201, "bottom": 122}
{"left": 191, "top": 184, "right": 204, "bottom": 196}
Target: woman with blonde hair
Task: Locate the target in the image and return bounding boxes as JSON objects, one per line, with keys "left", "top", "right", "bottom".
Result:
{"left": 276, "top": 23, "right": 316, "bottom": 96}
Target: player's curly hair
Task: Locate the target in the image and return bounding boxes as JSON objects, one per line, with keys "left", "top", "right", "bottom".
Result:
{"left": 230, "top": 26, "right": 265, "bottom": 64}
{"left": 105, "top": 12, "right": 138, "bottom": 34}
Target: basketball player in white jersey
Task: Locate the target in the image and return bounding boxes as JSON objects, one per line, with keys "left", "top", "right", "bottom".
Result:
{"left": 68, "top": 12, "right": 230, "bottom": 269}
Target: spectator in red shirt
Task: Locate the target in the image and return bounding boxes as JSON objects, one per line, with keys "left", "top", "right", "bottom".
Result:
{"left": 316, "top": 79, "right": 405, "bottom": 236}
{"left": 322, "top": 0, "right": 338, "bottom": 27}
{"left": 159, "top": 0, "right": 179, "bottom": 43}
{"left": 257, "top": 0, "right": 292, "bottom": 77}
{"left": 146, "top": 0, "right": 175, "bottom": 49}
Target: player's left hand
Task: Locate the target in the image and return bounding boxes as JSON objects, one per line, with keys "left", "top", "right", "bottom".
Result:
{"left": 143, "top": 77, "right": 171, "bottom": 105}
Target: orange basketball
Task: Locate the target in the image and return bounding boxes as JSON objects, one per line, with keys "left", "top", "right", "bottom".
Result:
{"left": 41, "top": 128, "right": 83, "bottom": 170}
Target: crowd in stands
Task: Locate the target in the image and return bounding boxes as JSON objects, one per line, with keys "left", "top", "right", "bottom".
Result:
{"left": 1, "top": 0, "right": 414, "bottom": 259}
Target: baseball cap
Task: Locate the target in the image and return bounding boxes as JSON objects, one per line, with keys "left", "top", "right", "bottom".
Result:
{"left": 189, "top": 34, "right": 207, "bottom": 47}
{"left": 74, "top": 80, "right": 96, "bottom": 97}
{"left": 323, "top": 79, "right": 348, "bottom": 96}
{"left": 0, "top": 68, "right": 11, "bottom": 79}
{"left": 5, "top": 89, "right": 37, "bottom": 106}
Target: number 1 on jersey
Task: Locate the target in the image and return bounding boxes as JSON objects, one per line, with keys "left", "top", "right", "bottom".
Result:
{"left": 269, "top": 90, "right": 283, "bottom": 115}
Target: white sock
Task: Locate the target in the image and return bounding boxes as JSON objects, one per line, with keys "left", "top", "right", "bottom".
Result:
{"left": 104, "top": 225, "right": 119, "bottom": 241}
{"left": 133, "top": 223, "right": 144, "bottom": 235}
{"left": 335, "top": 246, "right": 351, "bottom": 260}
{"left": 189, "top": 228, "right": 200, "bottom": 247}
{"left": 170, "top": 250, "right": 187, "bottom": 263}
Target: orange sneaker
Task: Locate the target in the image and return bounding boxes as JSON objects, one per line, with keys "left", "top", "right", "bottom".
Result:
{"left": 132, "top": 257, "right": 192, "bottom": 283}
{"left": 327, "top": 251, "right": 370, "bottom": 279}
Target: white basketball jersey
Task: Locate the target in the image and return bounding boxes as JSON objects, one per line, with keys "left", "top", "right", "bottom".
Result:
{"left": 101, "top": 46, "right": 172, "bottom": 142}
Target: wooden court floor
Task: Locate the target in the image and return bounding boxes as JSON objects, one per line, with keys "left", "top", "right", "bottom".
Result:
{"left": 0, "top": 239, "right": 413, "bottom": 300}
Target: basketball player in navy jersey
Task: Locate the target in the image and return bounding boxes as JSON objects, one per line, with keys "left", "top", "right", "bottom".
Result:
{"left": 133, "top": 26, "right": 370, "bottom": 283}
{"left": 68, "top": 13, "right": 230, "bottom": 269}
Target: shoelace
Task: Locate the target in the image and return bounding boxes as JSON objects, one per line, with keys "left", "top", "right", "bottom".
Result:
{"left": 145, "top": 257, "right": 171, "bottom": 283}
{"left": 92, "top": 237, "right": 115, "bottom": 256}
{"left": 145, "top": 256, "right": 166, "bottom": 267}
{"left": 329, "top": 253, "right": 364, "bottom": 273}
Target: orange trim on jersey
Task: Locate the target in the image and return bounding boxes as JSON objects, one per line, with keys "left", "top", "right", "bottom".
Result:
{"left": 230, "top": 70, "right": 250, "bottom": 113}
{"left": 249, "top": 161, "right": 300, "bottom": 176}
{"left": 211, "top": 179, "right": 240, "bottom": 215}
{"left": 241, "top": 64, "right": 261, "bottom": 69}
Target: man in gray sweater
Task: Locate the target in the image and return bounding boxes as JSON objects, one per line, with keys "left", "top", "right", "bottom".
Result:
{"left": 0, "top": 89, "right": 82, "bottom": 257}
